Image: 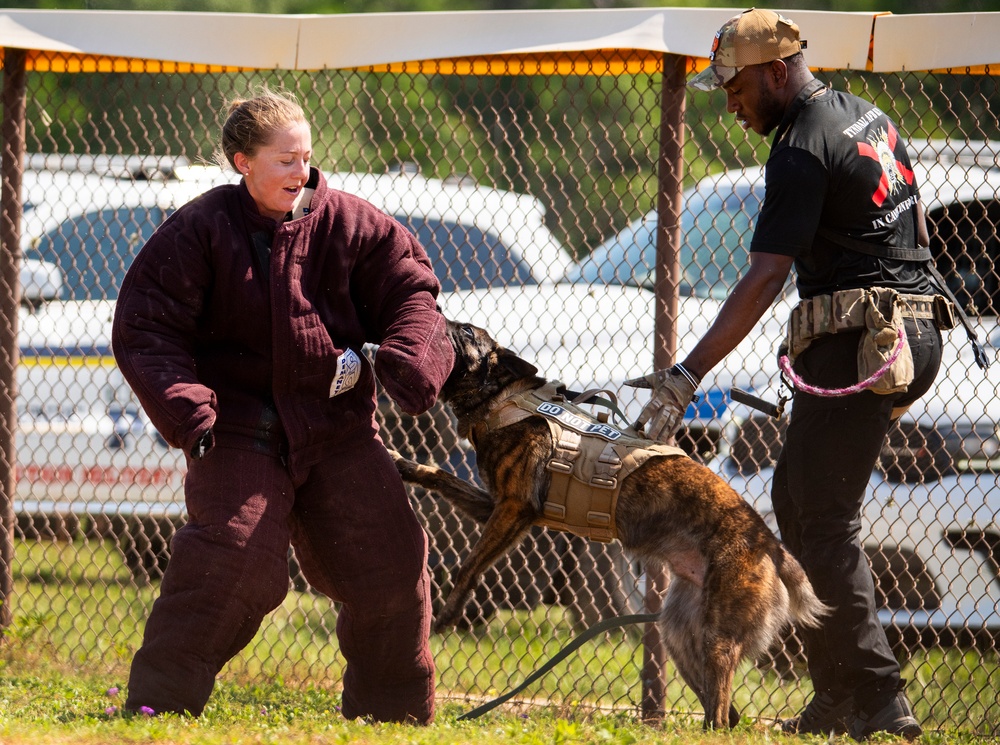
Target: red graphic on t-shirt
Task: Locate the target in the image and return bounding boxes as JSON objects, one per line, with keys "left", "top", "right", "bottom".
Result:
{"left": 857, "top": 122, "right": 914, "bottom": 207}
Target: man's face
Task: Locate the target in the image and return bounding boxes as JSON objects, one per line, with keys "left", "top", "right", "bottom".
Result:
{"left": 722, "top": 63, "right": 786, "bottom": 137}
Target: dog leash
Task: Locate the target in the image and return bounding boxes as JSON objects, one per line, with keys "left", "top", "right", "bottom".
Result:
{"left": 779, "top": 326, "right": 906, "bottom": 398}
{"left": 730, "top": 325, "right": 906, "bottom": 416}
{"left": 457, "top": 611, "right": 660, "bottom": 720}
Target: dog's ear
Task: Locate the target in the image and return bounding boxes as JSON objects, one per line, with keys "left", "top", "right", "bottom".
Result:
{"left": 498, "top": 347, "right": 538, "bottom": 379}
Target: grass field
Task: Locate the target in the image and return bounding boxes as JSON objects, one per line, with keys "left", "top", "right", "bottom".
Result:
{"left": 2, "top": 538, "right": 998, "bottom": 744}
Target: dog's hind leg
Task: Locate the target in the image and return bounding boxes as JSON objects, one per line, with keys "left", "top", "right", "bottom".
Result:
{"left": 436, "top": 498, "right": 537, "bottom": 631}
{"left": 700, "top": 636, "right": 743, "bottom": 729}
{"left": 389, "top": 450, "right": 495, "bottom": 524}
{"left": 658, "top": 579, "right": 709, "bottom": 719}
{"left": 659, "top": 578, "right": 741, "bottom": 729}
{"left": 699, "top": 563, "right": 784, "bottom": 729}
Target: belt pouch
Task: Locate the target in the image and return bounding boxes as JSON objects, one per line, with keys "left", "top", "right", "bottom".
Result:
{"left": 858, "top": 290, "right": 914, "bottom": 395}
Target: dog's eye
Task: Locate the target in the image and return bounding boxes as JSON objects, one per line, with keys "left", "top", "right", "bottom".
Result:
{"left": 461, "top": 325, "right": 475, "bottom": 340}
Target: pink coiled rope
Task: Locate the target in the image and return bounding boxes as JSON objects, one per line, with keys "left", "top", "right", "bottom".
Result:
{"left": 778, "top": 326, "right": 907, "bottom": 397}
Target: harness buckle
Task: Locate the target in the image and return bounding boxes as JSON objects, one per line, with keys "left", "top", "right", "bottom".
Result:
{"left": 586, "top": 511, "right": 612, "bottom": 528}
{"left": 546, "top": 459, "right": 573, "bottom": 474}
{"left": 543, "top": 502, "right": 566, "bottom": 521}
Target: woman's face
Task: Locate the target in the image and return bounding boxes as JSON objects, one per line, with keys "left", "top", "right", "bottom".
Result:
{"left": 235, "top": 119, "right": 312, "bottom": 222}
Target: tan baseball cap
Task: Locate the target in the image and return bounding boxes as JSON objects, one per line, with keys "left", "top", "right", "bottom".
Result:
{"left": 689, "top": 8, "right": 806, "bottom": 91}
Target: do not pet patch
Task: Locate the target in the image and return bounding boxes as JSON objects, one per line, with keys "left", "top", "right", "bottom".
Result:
{"left": 536, "top": 401, "right": 623, "bottom": 441}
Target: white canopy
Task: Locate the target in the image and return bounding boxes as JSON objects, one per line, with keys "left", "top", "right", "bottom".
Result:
{"left": 871, "top": 12, "right": 1000, "bottom": 72}
{"left": 0, "top": 11, "right": 302, "bottom": 70}
{"left": 1, "top": 8, "right": 998, "bottom": 74}
{"left": 0, "top": 7, "right": 893, "bottom": 73}
{"left": 295, "top": 8, "right": 875, "bottom": 72}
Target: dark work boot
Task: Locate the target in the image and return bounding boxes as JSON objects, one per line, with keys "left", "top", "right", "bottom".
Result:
{"left": 780, "top": 689, "right": 854, "bottom": 735}
{"left": 848, "top": 684, "right": 922, "bottom": 742}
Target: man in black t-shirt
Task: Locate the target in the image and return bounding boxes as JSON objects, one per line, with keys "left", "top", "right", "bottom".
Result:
{"left": 627, "top": 8, "right": 948, "bottom": 741}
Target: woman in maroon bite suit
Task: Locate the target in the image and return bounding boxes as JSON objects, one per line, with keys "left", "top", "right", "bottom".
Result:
{"left": 112, "top": 87, "right": 454, "bottom": 724}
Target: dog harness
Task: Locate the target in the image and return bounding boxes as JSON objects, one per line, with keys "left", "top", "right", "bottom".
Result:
{"left": 471, "top": 382, "right": 686, "bottom": 543}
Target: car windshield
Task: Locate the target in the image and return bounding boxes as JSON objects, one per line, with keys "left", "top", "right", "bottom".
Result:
{"left": 29, "top": 206, "right": 173, "bottom": 302}
{"left": 396, "top": 215, "right": 538, "bottom": 292}
{"left": 566, "top": 179, "right": 764, "bottom": 301}
{"left": 27, "top": 206, "right": 538, "bottom": 303}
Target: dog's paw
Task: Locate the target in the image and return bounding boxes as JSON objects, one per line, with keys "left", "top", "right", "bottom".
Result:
{"left": 433, "top": 599, "right": 465, "bottom": 633}
{"left": 388, "top": 450, "right": 421, "bottom": 476}
{"left": 433, "top": 613, "right": 461, "bottom": 634}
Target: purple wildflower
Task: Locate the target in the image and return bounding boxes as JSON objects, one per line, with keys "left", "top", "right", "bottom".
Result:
{"left": 107, "top": 686, "right": 120, "bottom": 697}
{"left": 106, "top": 706, "right": 118, "bottom": 716}
{"left": 140, "top": 706, "right": 155, "bottom": 716}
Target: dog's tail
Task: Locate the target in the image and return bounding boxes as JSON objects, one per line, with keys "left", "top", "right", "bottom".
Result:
{"left": 777, "top": 546, "right": 831, "bottom": 628}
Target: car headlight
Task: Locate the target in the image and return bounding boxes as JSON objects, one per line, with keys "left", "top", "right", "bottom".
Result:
{"left": 725, "top": 415, "right": 787, "bottom": 475}
{"left": 879, "top": 421, "right": 1000, "bottom": 482}
{"left": 878, "top": 422, "right": 953, "bottom": 483}
{"left": 945, "top": 421, "right": 1000, "bottom": 474}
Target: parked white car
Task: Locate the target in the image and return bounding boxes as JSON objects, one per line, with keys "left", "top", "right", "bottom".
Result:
{"left": 16, "top": 157, "right": 236, "bottom": 569}
{"left": 565, "top": 143, "right": 1000, "bottom": 637}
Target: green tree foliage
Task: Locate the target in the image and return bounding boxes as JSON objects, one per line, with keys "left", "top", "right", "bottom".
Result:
{"left": 9, "top": 1, "right": 1000, "bottom": 252}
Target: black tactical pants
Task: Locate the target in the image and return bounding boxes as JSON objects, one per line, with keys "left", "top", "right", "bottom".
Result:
{"left": 771, "top": 316, "right": 942, "bottom": 703}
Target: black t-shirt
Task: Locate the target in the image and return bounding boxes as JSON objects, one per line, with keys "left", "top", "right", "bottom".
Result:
{"left": 750, "top": 81, "right": 934, "bottom": 299}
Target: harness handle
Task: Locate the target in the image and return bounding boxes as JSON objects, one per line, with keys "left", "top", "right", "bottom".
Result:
{"left": 559, "top": 386, "right": 632, "bottom": 430}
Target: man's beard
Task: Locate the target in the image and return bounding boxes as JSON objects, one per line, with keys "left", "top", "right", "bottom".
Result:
{"left": 757, "top": 85, "right": 787, "bottom": 137}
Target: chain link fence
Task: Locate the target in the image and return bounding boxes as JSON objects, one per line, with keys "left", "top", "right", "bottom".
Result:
{"left": 2, "top": 44, "right": 998, "bottom": 735}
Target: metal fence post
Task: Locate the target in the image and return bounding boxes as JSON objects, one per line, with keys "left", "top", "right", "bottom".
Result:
{"left": 0, "top": 46, "right": 27, "bottom": 632}
{"left": 641, "top": 51, "right": 687, "bottom": 723}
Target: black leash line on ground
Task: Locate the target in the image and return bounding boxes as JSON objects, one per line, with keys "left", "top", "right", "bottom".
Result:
{"left": 458, "top": 612, "right": 661, "bottom": 720}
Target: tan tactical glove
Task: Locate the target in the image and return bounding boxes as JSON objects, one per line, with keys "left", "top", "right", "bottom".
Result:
{"left": 624, "top": 363, "right": 701, "bottom": 442}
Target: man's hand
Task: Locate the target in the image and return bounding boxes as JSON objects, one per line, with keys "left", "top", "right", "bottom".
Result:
{"left": 624, "top": 364, "right": 701, "bottom": 442}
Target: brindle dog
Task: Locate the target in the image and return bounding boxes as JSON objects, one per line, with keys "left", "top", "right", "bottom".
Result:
{"left": 392, "top": 319, "right": 828, "bottom": 729}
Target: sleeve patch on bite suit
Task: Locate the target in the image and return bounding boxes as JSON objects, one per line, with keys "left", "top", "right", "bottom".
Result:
{"left": 330, "top": 348, "right": 362, "bottom": 398}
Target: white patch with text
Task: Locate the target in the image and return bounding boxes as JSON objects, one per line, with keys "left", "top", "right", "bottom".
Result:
{"left": 330, "top": 348, "right": 361, "bottom": 398}
{"left": 537, "top": 401, "right": 623, "bottom": 441}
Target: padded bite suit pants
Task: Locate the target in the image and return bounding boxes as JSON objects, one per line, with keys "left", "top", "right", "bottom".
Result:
{"left": 125, "top": 436, "right": 435, "bottom": 723}
{"left": 771, "top": 317, "right": 941, "bottom": 702}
